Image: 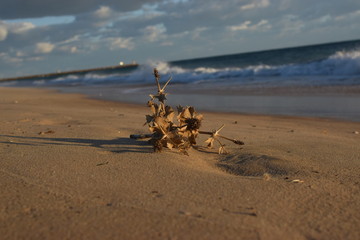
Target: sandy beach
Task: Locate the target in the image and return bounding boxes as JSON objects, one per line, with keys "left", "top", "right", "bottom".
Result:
{"left": 1, "top": 87, "right": 359, "bottom": 240}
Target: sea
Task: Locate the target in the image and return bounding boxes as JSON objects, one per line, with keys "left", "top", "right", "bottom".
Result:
{"left": 2, "top": 39, "right": 360, "bottom": 121}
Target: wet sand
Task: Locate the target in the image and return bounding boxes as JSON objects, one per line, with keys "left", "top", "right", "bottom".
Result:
{"left": 56, "top": 83, "right": 360, "bottom": 122}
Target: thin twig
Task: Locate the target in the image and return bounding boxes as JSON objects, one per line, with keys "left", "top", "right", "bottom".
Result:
{"left": 199, "top": 131, "right": 244, "bottom": 145}
{"left": 162, "top": 76, "right": 172, "bottom": 91}
{"left": 218, "top": 135, "right": 245, "bottom": 145}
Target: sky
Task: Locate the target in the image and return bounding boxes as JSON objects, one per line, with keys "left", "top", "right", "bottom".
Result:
{"left": 0, "top": 0, "right": 360, "bottom": 78}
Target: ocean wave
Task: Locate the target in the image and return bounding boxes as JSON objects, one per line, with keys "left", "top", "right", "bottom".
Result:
{"left": 138, "top": 49, "right": 360, "bottom": 82}
{"left": 28, "top": 49, "right": 360, "bottom": 86}
{"left": 34, "top": 72, "right": 133, "bottom": 86}
{"left": 188, "top": 49, "right": 359, "bottom": 78}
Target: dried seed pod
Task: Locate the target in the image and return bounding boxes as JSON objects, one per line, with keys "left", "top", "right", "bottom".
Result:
{"left": 130, "top": 68, "right": 244, "bottom": 155}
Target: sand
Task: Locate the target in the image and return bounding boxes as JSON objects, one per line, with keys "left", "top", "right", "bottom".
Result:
{"left": 0, "top": 87, "right": 359, "bottom": 240}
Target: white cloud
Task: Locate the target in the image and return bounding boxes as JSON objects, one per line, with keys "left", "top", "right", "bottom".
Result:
{"left": 7, "top": 57, "right": 23, "bottom": 63}
{"left": 55, "top": 35, "right": 82, "bottom": 47}
{"left": 16, "top": 51, "right": 26, "bottom": 57}
{"left": 191, "top": 27, "right": 208, "bottom": 39}
{"left": 0, "top": 24, "right": 8, "bottom": 41}
{"left": 278, "top": 15, "right": 305, "bottom": 35}
{"left": 109, "top": 37, "right": 135, "bottom": 50}
{"left": 278, "top": 12, "right": 351, "bottom": 37}
{"left": 228, "top": 21, "right": 252, "bottom": 31}
{"left": 241, "top": 0, "right": 270, "bottom": 10}
{"left": 59, "top": 45, "right": 78, "bottom": 53}
{"left": 0, "top": 52, "right": 23, "bottom": 64}
{"left": 88, "top": 5, "right": 119, "bottom": 27}
{"left": 335, "top": 10, "right": 360, "bottom": 21}
{"left": 317, "top": 15, "right": 332, "bottom": 24}
{"left": 9, "top": 22, "right": 36, "bottom": 34}
{"left": 94, "top": 6, "right": 112, "bottom": 18}
{"left": 0, "top": 52, "right": 6, "bottom": 57}
{"left": 227, "top": 20, "right": 271, "bottom": 32}
{"left": 160, "top": 41, "right": 173, "bottom": 46}
{"left": 35, "top": 42, "right": 55, "bottom": 54}
{"left": 256, "top": 19, "right": 270, "bottom": 28}
{"left": 142, "top": 23, "right": 167, "bottom": 42}
{"left": 27, "top": 56, "right": 44, "bottom": 61}
{"left": 70, "top": 46, "right": 78, "bottom": 53}
{"left": 0, "top": 21, "right": 35, "bottom": 41}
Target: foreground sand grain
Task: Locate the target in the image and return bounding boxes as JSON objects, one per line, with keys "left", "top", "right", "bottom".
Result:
{"left": 0, "top": 87, "right": 359, "bottom": 240}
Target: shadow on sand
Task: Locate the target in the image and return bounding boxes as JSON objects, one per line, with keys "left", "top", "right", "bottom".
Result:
{"left": 0, "top": 135, "right": 152, "bottom": 154}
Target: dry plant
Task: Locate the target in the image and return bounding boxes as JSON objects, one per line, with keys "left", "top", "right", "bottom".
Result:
{"left": 130, "top": 68, "right": 244, "bottom": 155}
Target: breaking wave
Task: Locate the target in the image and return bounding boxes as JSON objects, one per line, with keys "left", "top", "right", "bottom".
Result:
{"left": 165, "top": 49, "right": 360, "bottom": 81}
{"left": 27, "top": 49, "right": 360, "bottom": 86}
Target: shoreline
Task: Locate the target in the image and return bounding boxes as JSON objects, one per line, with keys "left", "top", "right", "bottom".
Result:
{"left": 49, "top": 83, "right": 360, "bottom": 123}
{"left": 1, "top": 86, "right": 359, "bottom": 239}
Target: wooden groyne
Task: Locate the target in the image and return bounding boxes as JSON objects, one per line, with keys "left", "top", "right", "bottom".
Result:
{"left": 0, "top": 63, "right": 139, "bottom": 82}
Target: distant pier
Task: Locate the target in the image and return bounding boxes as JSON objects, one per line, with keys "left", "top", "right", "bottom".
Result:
{"left": 0, "top": 63, "right": 139, "bottom": 82}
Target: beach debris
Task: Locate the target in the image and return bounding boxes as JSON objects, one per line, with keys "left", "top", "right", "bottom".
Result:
{"left": 96, "top": 161, "right": 109, "bottom": 166}
{"left": 150, "top": 190, "right": 163, "bottom": 198}
{"left": 130, "top": 68, "right": 244, "bottom": 155}
{"left": 178, "top": 210, "right": 203, "bottom": 218}
{"left": 38, "top": 130, "right": 55, "bottom": 135}
{"left": 291, "top": 179, "right": 304, "bottom": 183}
{"left": 263, "top": 173, "right": 272, "bottom": 181}
{"left": 222, "top": 208, "right": 257, "bottom": 217}
{"left": 353, "top": 131, "right": 359, "bottom": 135}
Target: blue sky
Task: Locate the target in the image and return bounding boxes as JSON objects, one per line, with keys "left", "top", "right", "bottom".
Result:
{"left": 0, "top": 0, "right": 359, "bottom": 78}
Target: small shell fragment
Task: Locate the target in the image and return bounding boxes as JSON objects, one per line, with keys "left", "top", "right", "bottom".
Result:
{"left": 291, "top": 179, "right": 304, "bottom": 183}
{"left": 263, "top": 173, "right": 271, "bottom": 181}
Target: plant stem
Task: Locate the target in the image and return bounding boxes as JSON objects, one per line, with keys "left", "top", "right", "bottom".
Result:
{"left": 198, "top": 131, "right": 244, "bottom": 145}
